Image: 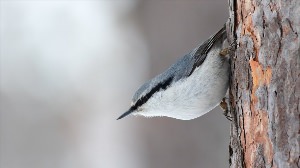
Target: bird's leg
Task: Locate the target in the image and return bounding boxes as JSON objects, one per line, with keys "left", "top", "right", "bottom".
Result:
{"left": 220, "top": 97, "right": 232, "bottom": 121}
{"left": 219, "top": 41, "right": 236, "bottom": 120}
{"left": 219, "top": 41, "right": 237, "bottom": 56}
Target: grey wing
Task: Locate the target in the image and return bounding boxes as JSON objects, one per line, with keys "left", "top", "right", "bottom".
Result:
{"left": 132, "top": 25, "right": 227, "bottom": 103}
{"left": 186, "top": 25, "right": 227, "bottom": 76}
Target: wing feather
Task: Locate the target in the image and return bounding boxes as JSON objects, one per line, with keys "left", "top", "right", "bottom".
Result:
{"left": 187, "top": 25, "right": 227, "bottom": 76}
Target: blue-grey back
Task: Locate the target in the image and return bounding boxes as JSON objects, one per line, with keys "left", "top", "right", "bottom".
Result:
{"left": 132, "top": 53, "right": 193, "bottom": 103}
{"left": 131, "top": 25, "right": 227, "bottom": 105}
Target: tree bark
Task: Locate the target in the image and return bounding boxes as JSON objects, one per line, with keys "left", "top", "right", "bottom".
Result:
{"left": 227, "top": 0, "right": 300, "bottom": 167}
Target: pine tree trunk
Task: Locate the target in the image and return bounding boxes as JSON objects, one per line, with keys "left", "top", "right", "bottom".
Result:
{"left": 227, "top": 0, "right": 300, "bottom": 167}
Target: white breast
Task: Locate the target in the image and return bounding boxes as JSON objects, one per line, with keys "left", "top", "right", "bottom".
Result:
{"left": 135, "top": 49, "right": 230, "bottom": 120}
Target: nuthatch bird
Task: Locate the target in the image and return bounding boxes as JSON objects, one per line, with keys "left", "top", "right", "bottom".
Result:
{"left": 118, "top": 25, "right": 230, "bottom": 120}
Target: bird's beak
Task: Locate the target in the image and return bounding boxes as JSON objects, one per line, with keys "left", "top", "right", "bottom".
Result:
{"left": 117, "top": 109, "right": 133, "bottom": 120}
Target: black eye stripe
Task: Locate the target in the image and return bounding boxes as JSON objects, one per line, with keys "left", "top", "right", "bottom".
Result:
{"left": 131, "top": 76, "right": 173, "bottom": 111}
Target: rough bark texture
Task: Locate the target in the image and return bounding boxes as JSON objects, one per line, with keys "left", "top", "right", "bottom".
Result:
{"left": 227, "top": 0, "right": 300, "bottom": 167}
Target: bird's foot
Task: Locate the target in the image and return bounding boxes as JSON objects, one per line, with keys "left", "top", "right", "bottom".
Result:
{"left": 219, "top": 41, "right": 237, "bottom": 56}
{"left": 220, "top": 98, "right": 232, "bottom": 121}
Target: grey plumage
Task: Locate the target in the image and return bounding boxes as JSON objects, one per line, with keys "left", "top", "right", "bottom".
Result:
{"left": 118, "top": 25, "right": 228, "bottom": 120}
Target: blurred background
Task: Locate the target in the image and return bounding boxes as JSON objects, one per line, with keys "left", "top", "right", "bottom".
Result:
{"left": 0, "top": 1, "right": 230, "bottom": 168}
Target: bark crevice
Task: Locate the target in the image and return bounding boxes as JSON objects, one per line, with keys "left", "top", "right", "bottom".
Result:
{"left": 227, "top": 0, "right": 299, "bottom": 167}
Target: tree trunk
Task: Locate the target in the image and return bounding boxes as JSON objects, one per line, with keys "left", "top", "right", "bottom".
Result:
{"left": 227, "top": 0, "right": 300, "bottom": 167}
